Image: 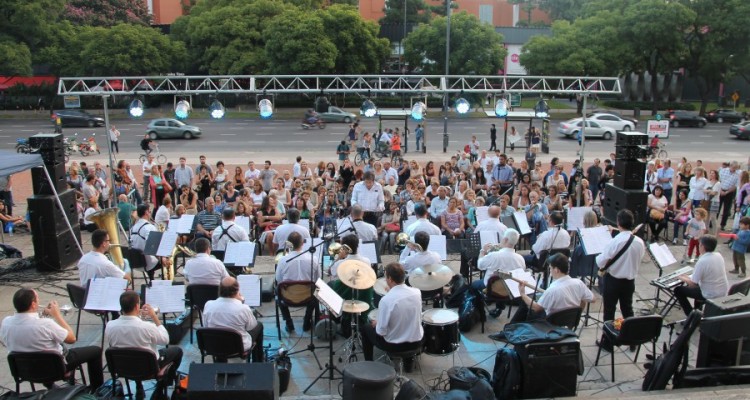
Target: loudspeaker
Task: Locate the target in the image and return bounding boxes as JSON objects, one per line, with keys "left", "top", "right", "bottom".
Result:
{"left": 616, "top": 131, "right": 648, "bottom": 146}
{"left": 31, "top": 163, "right": 67, "bottom": 195}
{"left": 614, "top": 160, "right": 647, "bottom": 190}
{"left": 37, "top": 148, "right": 65, "bottom": 165}
{"left": 32, "top": 225, "right": 81, "bottom": 271}
{"left": 602, "top": 184, "right": 648, "bottom": 226}
{"left": 515, "top": 337, "right": 580, "bottom": 398}
{"left": 704, "top": 293, "right": 750, "bottom": 317}
{"left": 615, "top": 145, "right": 649, "bottom": 161}
{"left": 29, "top": 133, "right": 63, "bottom": 151}
{"left": 28, "top": 189, "right": 78, "bottom": 231}
{"left": 187, "top": 363, "right": 277, "bottom": 400}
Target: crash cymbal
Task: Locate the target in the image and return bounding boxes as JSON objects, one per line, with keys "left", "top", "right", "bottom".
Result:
{"left": 409, "top": 264, "right": 453, "bottom": 291}
{"left": 341, "top": 300, "right": 370, "bottom": 314}
{"left": 338, "top": 259, "right": 376, "bottom": 290}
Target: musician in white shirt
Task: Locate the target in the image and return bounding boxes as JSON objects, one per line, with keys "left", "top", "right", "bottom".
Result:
{"left": 154, "top": 196, "right": 172, "bottom": 227}
{"left": 399, "top": 231, "right": 441, "bottom": 273}
{"left": 274, "top": 208, "right": 311, "bottom": 251}
{"left": 473, "top": 205, "right": 508, "bottom": 236}
{"left": 351, "top": 171, "right": 385, "bottom": 226}
{"left": 473, "top": 229, "right": 525, "bottom": 290}
{"left": 183, "top": 238, "right": 229, "bottom": 285}
{"left": 524, "top": 211, "right": 571, "bottom": 267}
{"left": 674, "top": 235, "right": 728, "bottom": 316}
{"left": 405, "top": 203, "right": 441, "bottom": 237}
{"left": 330, "top": 234, "right": 371, "bottom": 279}
{"left": 78, "top": 229, "right": 131, "bottom": 286}
{"left": 342, "top": 205, "right": 378, "bottom": 242}
{"left": 275, "top": 232, "right": 320, "bottom": 332}
{"left": 212, "top": 208, "right": 250, "bottom": 251}
{"left": 130, "top": 204, "right": 159, "bottom": 279}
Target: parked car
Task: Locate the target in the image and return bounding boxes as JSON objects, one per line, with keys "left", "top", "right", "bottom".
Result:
{"left": 588, "top": 111, "right": 638, "bottom": 127}
{"left": 729, "top": 121, "right": 750, "bottom": 139}
{"left": 705, "top": 109, "right": 746, "bottom": 123}
{"left": 318, "top": 106, "right": 357, "bottom": 123}
{"left": 667, "top": 111, "right": 706, "bottom": 128}
{"left": 146, "top": 118, "right": 202, "bottom": 139}
{"left": 557, "top": 119, "right": 616, "bottom": 140}
{"left": 582, "top": 112, "right": 635, "bottom": 131}
{"left": 50, "top": 110, "right": 105, "bottom": 128}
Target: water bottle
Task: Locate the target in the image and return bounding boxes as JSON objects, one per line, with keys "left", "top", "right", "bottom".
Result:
{"left": 8, "top": 225, "right": 13, "bottom": 237}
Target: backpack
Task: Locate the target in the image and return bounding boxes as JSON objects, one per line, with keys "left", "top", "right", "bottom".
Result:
{"left": 94, "top": 379, "right": 125, "bottom": 399}
{"left": 447, "top": 367, "right": 494, "bottom": 400}
{"left": 491, "top": 348, "right": 521, "bottom": 399}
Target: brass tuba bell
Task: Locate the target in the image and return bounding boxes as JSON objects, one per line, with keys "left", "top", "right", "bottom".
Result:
{"left": 396, "top": 232, "right": 422, "bottom": 252}
{"left": 86, "top": 208, "right": 125, "bottom": 268}
{"left": 327, "top": 242, "right": 342, "bottom": 257}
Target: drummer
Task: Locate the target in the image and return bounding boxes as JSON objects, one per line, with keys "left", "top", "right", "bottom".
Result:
{"left": 276, "top": 232, "right": 321, "bottom": 332}
{"left": 399, "top": 231, "right": 441, "bottom": 273}
{"left": 329, "top": 235, "right": 375, "bottom": 336}
{"left": 341, "top": 205, "right": 378, "bottom": 242}
{"left": 361, "top": 262, "right": 423, "bottom": 372}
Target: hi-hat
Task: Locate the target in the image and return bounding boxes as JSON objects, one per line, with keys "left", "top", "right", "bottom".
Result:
{"left": 342, "top": 300, "right": 370, "bottom": 314}
{"left": 409, "top": 264, "right": 453, "bottom": 291}
{"left": 338, "top": 259, "right": 376, "bottom": 290}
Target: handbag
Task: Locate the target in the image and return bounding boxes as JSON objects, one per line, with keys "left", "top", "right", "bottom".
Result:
{"left": 650, "top": 209, "right": 664, "bottom": 221}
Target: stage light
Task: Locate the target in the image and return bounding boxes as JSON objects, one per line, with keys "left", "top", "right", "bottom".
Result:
{"left": 455, "top": 98, "right": 470, "bottom": 115}
{"left": 411, "top": 102, "right": 426, "bottom": 121}
{"left": 361, "top": 99, "right": 377, "bottom": 118}
{"left": 495, "top": 98, "right": 509, "bottom": 117}
{"left": 128, "top": 99, "right": 144, "bottom": 118}
{"left": 534, "top": 98, "right": 549, "bottom": 118}
{"left": 259, "top": 99, "right": 273, "bottom": 119}
{"left": 175, "top": 100, "right": 190, "bottom": 119}
{"left": 209, "top": 99, "right": 225, "bottom": 119}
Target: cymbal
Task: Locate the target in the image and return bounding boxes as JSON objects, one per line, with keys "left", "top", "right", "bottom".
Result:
{"left": 338, "top": 259, "right": 376, "bottom": 290}
{"left": 409, "top": 264, "right": 453, "bottom": 291}
{"left": 342, "top": 300, "right": 370, "bottom": 314}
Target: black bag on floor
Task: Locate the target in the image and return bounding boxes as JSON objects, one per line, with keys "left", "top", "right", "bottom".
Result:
{"left": 395, "top": 378, "right": 426, "bottom": 400}
{"left": 94, "top": 379, "right": 124, "bottom": 399}
{"left": 0, "top": 385, "right": 88, "bottom": 400}
{"left": 447, "top": 367, "right": 494, "bottom": 400}
{"left": 491, "top": 348, "right": 521, "bottom": 400}
{"left": 265, "top": 347, "right": 292, "bottom": 394}
{"left": 445, "top": 275, "right": 468, "bottom": 309}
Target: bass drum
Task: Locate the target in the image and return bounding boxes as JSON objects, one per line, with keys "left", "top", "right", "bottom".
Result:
{"left": 422, "top": 309, "right": 459, "bottom": 355}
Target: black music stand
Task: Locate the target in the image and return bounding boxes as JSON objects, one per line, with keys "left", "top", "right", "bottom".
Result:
{"left": 304, "top": 282, "right": 344, "bottom": 393}
{"left": 578, "top": 230, "right": 603, "bottom": 328}
{"left": 638, "top": 242, "right": 678, "bottom": 315}
{"left": 463, "top": 233, "right": 482, "bottom": 283}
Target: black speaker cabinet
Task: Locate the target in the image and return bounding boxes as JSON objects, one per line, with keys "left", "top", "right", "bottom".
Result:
{"left": 187, "top": 363, "right": 277, "bottom": 400}
{"left": 29, "top": 133, "right": 63, "bottom": 151}
{"left": 28, "top": 189, "right": 78, "bottom": 232}
{"left": 515, "top": 337, "right": 580, "bottom": 398}
{"left": 602, "top": 184, "right": 648, "bottom": 226}
{"left": 31, "top": 163, "right": 67, "bottom": 195}
{"left": 614, "top": 160, "right": 647, "bottom": 190}
{"left": 37, "top": 148, "right": 65, "bottom": 165}
{"left": 32, "top": 225, "right": 81, "bottom": 271}
{"left": 615, "top": 145, "right": 649, "bottom": 161}
{"left": 616, "top": 131, "right": 648, "bottom": 146}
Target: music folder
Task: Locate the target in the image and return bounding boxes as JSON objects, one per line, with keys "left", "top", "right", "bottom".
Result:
{"left": 314, "top": 278, "right": 343, "bottom": 318}
{"left": 578, "top": 226, "right": 612, "bottom": 255}
{"left": 223, "top": 242, "right": 257, "bottom": 268}
{"left": 143, "top": 231, "right": 163, "bottom": 256}
{"left": 84, "top": 277, "right": 128, "bottom": 311}
{"left": 512, "top": 211, "right": 532, "bottom": 236}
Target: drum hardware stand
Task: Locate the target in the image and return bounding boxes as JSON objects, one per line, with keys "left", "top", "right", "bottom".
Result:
{"left": 304, "top": 295, "right": 342, "bottom": 394}
{"left": 582, "top": 263, "right": 603, "bottom": 328}
{"left": 339, "top": 289, "right": 365, "bottom": 364}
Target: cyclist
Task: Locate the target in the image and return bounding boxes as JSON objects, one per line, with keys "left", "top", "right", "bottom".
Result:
{"left": 304, "top": 109, "right": 319, "bottom": 125}
{"left": 650, "top": 134, "right": 660, "bottom": 158}
{"left": 140, "top": 134, "right": 155, "bottom": 155}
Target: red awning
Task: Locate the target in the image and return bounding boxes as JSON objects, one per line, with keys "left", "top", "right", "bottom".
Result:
{"left": 0, "top": 76, "right": 57, "bottom": 90}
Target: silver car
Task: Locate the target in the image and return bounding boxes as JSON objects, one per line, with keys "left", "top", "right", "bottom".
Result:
{"left": 557, "top": 119, "right": 616, "bottom": 140}
{"left": 146, "top": 118, "right": 202, "bottom": 139}
{"left": 586, "top": 113, "right": 636, "bottom": 131}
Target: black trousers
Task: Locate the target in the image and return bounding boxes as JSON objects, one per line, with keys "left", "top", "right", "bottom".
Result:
{"left": 65, "top": 345, "right": 104, "bottom": 389}
{"left": 110, "top": 140, "right": 119, "bottom": 153}
{"left": 360, "top": 323, "right": 422, "bottom": 361}
{"left": 719, "top": 192, "right": 736, "bottom": 228}
{"left": 602, "top": 274, "right": 635, "bottom": 322}
{"left": 279, "top": 301, "right": 318, "bottom": 329}
{"left": 363, "top": 212, "right": 379, "bottom": 227}
{"left": 489, "top": 137, "right": 497, "bottom": 151}
{"left": 509, "top": 302, "right": 546, "bottom": 324}
{"left": 674, "top": 285, "right": 705, "bottom": 316}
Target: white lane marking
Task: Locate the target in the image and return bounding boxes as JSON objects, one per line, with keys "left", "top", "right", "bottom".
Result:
{"left": 208, "top": 141, "right": 228, "bottom": 143}
{"left": 220, "top": 133, "right": 237, "bottom": 136}
{"left": 257, "top": 133, "right": 273, "bottom": 136}
{"left": 699, "top": 135, "right": 712, "bottom": 138}
{"left": 0, "top": 135, "right": 8, "bottom": 138}
{"left": 293, "top": 132, "right": 308, "bottom": 135}
{"left": 689, "top": 142, "right": 705, "bottom": 144}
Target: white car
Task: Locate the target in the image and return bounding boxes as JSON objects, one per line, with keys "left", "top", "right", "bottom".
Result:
{"left": 586, "top": 113, "right": 636, "bottom": 131}
{"left": 557, "top": 119, "right": 616, "bottom": 140}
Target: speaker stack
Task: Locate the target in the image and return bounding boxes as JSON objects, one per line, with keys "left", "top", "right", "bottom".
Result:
{"left": 603, "top": 132, "right": 649, "bottom": 227}
{"left": 27, "top": 133, "right": 81, "bottom": 271}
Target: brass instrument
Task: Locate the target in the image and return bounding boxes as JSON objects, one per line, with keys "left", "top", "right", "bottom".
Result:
{"left": 482, "top": 243, "right": 504, "bottom": 254}
{"left": 86, "top": 208, "right": 125, "bottom": 268}
{"left": 165, "top": 244, "right": 195, "bottom": 280}
{"left": 396, "top": 232, "right": 422, "bottom": 252}
{"left": 328, "top": 242, "right": 342, "bottom": 257}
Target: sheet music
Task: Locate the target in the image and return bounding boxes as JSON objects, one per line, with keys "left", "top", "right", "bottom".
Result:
{"left": 84, "top": 277, "right": 128, "bottom": 311}
{"left": 235, "top": 216, "right": 251, "bottom": 235}
{"left": 428, "top": 235, "right": 447, "bottom": 260}
{"left": 150, "top": 279, "right": 172, "bottom": 286}
{"left": 508, "top": 133, "right": 524, "bottom": 144}
{"left": 579, "top": 226, "right": 613, "bottom": 255}
{"left": 475, "top": 206, "right": 490, "bottom": 223}
{"left": 513, "top": 211, "right": 532, "bottom": 235}
{"left": 315, "top": 278, "right": 343, "bottom": 317}
{"left": 167, "top": 215, "right": 195, "bottom": 234}
{"left": 403, "top": 216, "right": 417, "bottom": 230}
{"left": 503, "top": 268, "right": 537, "bottom": 298}
{"left": 237, "top": 274, "right": 262, "bottom": 307}
{"left": 156, "top": 230, "right": 178, "bottom": 257}
{"left": 479, "top": 231, "right": 500, "bottom": 247}
{"left": 299, "top": 219, "right": 310, "bottom": 230}
{"left": 566, "top": 207, "right": 592, "bottom": 232}
{"left": 303, "top": 238, "right": 325, "bottom": 265}
{"left": 649, "top": 243, "right": 677, "bottom": 268}
{"left": 146, "top": 285, "right": 186, "bottom": 314}
{"left": 224, "top": 241, "right": 256, "bottom": 267}
{"left": 337, "top": 218, "right": 353, "bottom": 235}
{"left": 359, "top": 241, "right": 379, "bottom": 264}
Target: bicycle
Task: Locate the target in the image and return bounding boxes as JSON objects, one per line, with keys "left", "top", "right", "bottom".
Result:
{"left": 648, "top": 142, "right": 668, "bottom": 161}
{"left": 371, "top": 142, "right": 391, "bottom": 161}
{"left": 139, "top": 144, "right": 167, "bottom": 164}
{"left": 354, "top": 146, "right": 371, "bottom": 166}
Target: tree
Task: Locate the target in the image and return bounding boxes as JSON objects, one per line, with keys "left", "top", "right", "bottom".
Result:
{"left": 535, "top": 0, "right": 587, "bottom": 22}
{"left": 264, "top": 10, "right": 337, "bottom": 74}
{"left": 0, "top": 0, "right": 66, "bottom": 53}
{"left": 318, "top": 5, "right": 390, "bottom": 74}
{"left": 508, "top": 0, "right": 539, "bottom": 25}
{"left": 0, "top": 41, "right": 32, "bottom": 75}
{"left": 379, "top": 0, "right": 432, "bottom": 25}
{"left": 63, "top": 0, "right": 151, "bottom": 26}
{"left": 404, "top": 11, "right": 506, "bottom": 75}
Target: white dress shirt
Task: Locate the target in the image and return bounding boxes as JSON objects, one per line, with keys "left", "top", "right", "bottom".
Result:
{"left": 78, "top": 251, "right": 125, "bottom": 286}
{"left": 154, "top": 206, "right": 171, "bottom": 226}
{"left": 203, "top": 297, "right": 258, "bottom": 351}
{"left": 405, "top": 218, "right": 441, "bottom": 237}
{"left": 376, "top": 284, "right": 423, "bottom": 343}
{"left": 342, "top": 220, "right": 378, "bottom": 242}
{"left": 538, "top": 275, "right": 593, "bottom": 315}
{"left": 276, "top": 250, "right": 321, "bottom": 283}
{"left": 595, "top": 231, "right": 645, "bottom": 280}
{"left": 130, "top": 219, "right": 158, "bottom": 271}
{"left": 330, "top": 254, "right": 371, "bottom": 279}
{"left": 474, "top": 219, "right": 508, "bottom": 236}
{"left": 399, "top": 249, "right": 442, "bottom": 273}
{"left": 691, "top": 252, "right": 728, "bottom": 300}
{"left": 211, "top": 220, "right": 250, "bottom": 251}
{"left": 429, "top": 197, "right": 449, "bottom": 219}
{"left": 477, "top": 248, "right": 526, "bottom": 286}
{"left": 105, "top": 315, "right": 169, "bottom": 356}
{"left": 384, "top": 168, "right": 398, "bottom": 184}
{"left": 351, "top": 181, "right": 385, "bottom": 212}
{"left": 184, "top": 253, "right": 229, "bottom": 285}
{"left": 532, "top": 226, "right": 571, "bottom": 254}
{"left": 273, "top": 223, "right": 311, "bottom": 250}
{"left": 244, "top": 168, "right": 260, "bottom": 181}
{"left": 0, "top": 313, "right": 67, "bottom": 354}
{"left": 688, "top": 176, "right": 708, "bottom": 201}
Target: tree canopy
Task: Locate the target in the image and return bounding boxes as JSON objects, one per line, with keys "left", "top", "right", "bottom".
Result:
{"left": 63, "top": 0, "right": 151, "bottom": 26}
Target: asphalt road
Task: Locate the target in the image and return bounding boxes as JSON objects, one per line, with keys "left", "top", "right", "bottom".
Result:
{"left": 0, "top": 116, "right": 746, "bottom": 165}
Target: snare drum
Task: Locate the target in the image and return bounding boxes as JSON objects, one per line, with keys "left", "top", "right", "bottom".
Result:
{"left": 422, "top": 309, "right": 459, "bottom": 355}
{"left": 368, "top": 308, "right": 379, "bottom": 324}
{"left": 373, "top": 278, "right": 388, "bottom": 307}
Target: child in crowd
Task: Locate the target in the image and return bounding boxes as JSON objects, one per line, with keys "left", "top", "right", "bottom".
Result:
{"left": 684, "top": 208, "right": 708, "bottom": 264}
{"left": 728, "top": 217, "right": 750, "bottom": 278}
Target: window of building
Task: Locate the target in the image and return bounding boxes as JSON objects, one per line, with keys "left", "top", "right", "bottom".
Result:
{"left": 479, "top": 5, "right": 493, "bottom": 24}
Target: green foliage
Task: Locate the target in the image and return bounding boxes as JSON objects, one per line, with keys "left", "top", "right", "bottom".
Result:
{"left": 63, "top": 0, "right": 151, "bottom": 26}
{"left": 0, "top": 0, "right": 66, "bottom": 52}
{"left": 602, "top": 100, "right": 696, "bottom": 111}
{"left": 264, "top": 10, "right": 337, "bottom": 73}
{"left": 535, "top": 0, "right": 586, "bottom": 22}
{"left": 379, "top": 0, "right": 432, "bottom": 24}
{"left": 0, "top": 41, "right": 32, "bottom": 75}
{"left": 404, "top": 11, "right": 505, "bottom": 75}
{"left": 318, "top": 5, "right": 390, "bottom": 74}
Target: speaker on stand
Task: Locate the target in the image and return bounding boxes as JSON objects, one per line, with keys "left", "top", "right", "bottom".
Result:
{"left": 603, "top": 132, "right": 649, "bottom": 230}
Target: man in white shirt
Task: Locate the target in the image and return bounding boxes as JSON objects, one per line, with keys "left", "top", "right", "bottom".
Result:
{"left": 360, "top": 263, "right": 423, "bottom": 372}
{"left": 244, "top": 160, "right": 261, "bottom": 185}
{"left": 174, "top": 157, "right": 194, "bottom": 189}
{"left": 105, "top": 291, "right": 182, "bottom": 396}
{"left": 330, "top": 235, "right": 371, "bottom": 279}
{"left": 78, "top": 229, "right": 131, "bottom": 286}
{"left": 351, "top": 172, "right": 385, "bottom": 226}
{"left": 0, "top": 288, "right": 104, "bottom": 391}
{"left": 275, "top": 232, "right": 320, "bottom": 332}
{"left": 154, "top": 196, "right": 172, "bottom": 227}
{"left": 212, "top": 208, "right": 250, "bottom": 252}
{"left": 399, "top": 231, "right": 442, "bottom": 273}
{"left": 474, "top": 205, "right": 508, "bottom": 236}
{"left": 524, "top": 211, "right": 571, "bottom": 268}
{"left": 342, "top": 205, "right": 378, "bottom": 242}
{"left": 429, "top": 187, "right": 450, "bottom": 221}
{"left": 512, "top": 254, "right": 593, "bottom": 323}
{"left": 184, "top": 238, "right": 230, "bottom": 285}
{"left": 204, "top": 277, "right": 264, "bottom": 362}
{"left": 130, "top": 204, "right": 159, "bottom": 280}
{"left": 142, "top": 154, "right": 154, "bottom": 202}
{"left": 383, "top": 160, "right": 398, "bottom": 185}
{"left": 474, "top": 229, "right": 525, "bottom": 290}
{"left": 292, "top": 156, "right": 302, "bottom": 178}
{"left": 273, "top": 208, "right": 311, "bottom": 252}
{"left": 674, "top": 235, "right": 728, "bottom": 316}
{"left": 405, "top": 203, "right": 441, "bottom": 237}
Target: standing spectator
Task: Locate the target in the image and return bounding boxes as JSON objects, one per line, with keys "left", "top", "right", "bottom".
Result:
{"left": 293, "top": 156, "right": 302, "bottom": 178}
{"left": 337, "top": 140, "right": 350, "bottom": 166}
{"left": 704, "top": 170, "right": 722, "bottom": 235}
{"left": 163, "top": 162, "right": 176, "bottom": 204}
{"left": 142, "top": 154, "right": 154, "bottom": 203}
{"left": 259, "top": 160, "right": 278, "bottom": 192}
{"left": 390, "top": 132, "right": 401, "bottom": 162}
{"left": 489, "top": 124, "right": 497, "bottom": 151}
{"left": 657, "top": 159, "right": 675, "bottom": 203}
{"left": 644, "top": 161, "right": 658, "bottom": 193}
{"left": 415, "top": 124, "right": 424, "bottom": 151}
{"left": 149, "top": 165, "right": 172, "bottom": 210}
{"left": 244, "top": 161, "right": 261, "bottom": 185}
{"left": 174, "top": 157, "right": 194, "bottom": 191}
{"left": 728, "top": 217, "right": 750, "bottom": 278}
{"left": 719, "top": 161, "right": 740, "bottom": 231}
{"left": 109, "top": 124, "right": 120, "bottom": 154}
{"left": 492, "top": 153, "right": 514, "bottom": 195}
{"left": 684, "top": 208, "right": 708, "bottom": 264}
{"left": 468, "top": 135, "right": 479, "bottom": 162}
{"left": 194, "top": 155, "right": 212, "bottom": 176}
{"left": 688, "top": 167, "right": 708, "bottom": 208}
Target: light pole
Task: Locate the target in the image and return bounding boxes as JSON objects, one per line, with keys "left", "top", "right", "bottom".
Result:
{"left": 442, "top": 0, "right": 451, "bottom": 153}
{"left": 402, "top": 0, "right": 407, "bottom": 72}
{"left": 101, "top": 94, "right": 117, "bottom": 208}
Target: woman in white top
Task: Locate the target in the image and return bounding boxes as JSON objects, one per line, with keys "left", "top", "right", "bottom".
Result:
{"left": 250, "top": 181, "right": 267, "bottom": 207}
{"left": 703, "top": 169, "right": 722, "bottom": 235}
{"left": 269, "top": 178, "right": 292, "bottom": 208}
{"left": 214, "top": 161, "right": 228, "bottom": 191}
{"left": 82, "top": 198, "right": 100, "bottom": 232}
{"left": 688, "top": 166, "right": 708, "bottom": 207}
{"left": 647, "top": 185, "right": 669, "bottom": 242}
{"left": 644, "top": 162, "right": 658, "bottom": 193}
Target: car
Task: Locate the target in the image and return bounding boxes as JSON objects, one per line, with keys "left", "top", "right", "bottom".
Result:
{"left": 588, "top": 111, "right": 638, "bottom": 127}
{"left": 50, "top": 110, "right": 105, "bottom": 128}
{"left": 667, "top": 111, "right": 706, "bottom": 128}
{"left": 146, "top": 118, "right": 201, "bottom": 139}
{"left": 705, "top": 109, "right": 746, "bottom": 123}
{"left": 730, "top": 121, "right": 750, "bottom": 139}
{"left": 583, "top": 112, "right": 635, "bottom": 131}
{"left": 557, "top": 119, "right": 616, "bottom": 140}
{"left": 318, "top": 106, "right": 357, "bottom": 123}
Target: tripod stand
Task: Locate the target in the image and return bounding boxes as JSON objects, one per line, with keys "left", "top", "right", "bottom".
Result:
{"left": 304, "top": 284, "right": 344, "bottom": 393}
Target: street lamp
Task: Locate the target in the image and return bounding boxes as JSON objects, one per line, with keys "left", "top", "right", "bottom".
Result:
{"left": 534, "top": 98, "right": 549, "bottom": 118}
{"left": 455, "top": 97, "right": 470, "bottom": 115}
{"left": 411, "top": 101, "right": 426, "bottom": 121}
{"left": 128, "top": 98, "right": 144, "bottom": 118}
{"left": 209, "top": 99, "right": 225, "bottom": 119}
{"left": 259, "top": 98, "right": 274, "bottom": 119}
{"left": 175, "top": 100, "right": 190, "bottom": 119}
{"left": 495, "top": 98, "right": 509, "bottom": 117}
{"left": 361, "top": 99, "right": 378, "bottom": 118}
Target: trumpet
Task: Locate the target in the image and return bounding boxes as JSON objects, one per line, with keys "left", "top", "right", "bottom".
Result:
{"left": 396, "top": 232, "right": 422, "bottom": 252}
{"left": 481, "top": 243, "right": 504, "bottom": 254}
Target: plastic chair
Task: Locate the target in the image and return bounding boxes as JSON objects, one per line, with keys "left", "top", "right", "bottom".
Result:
{"left": 546, "top": 306, "right": 583, "bottom": 330}
{"left": 66, "top": 283, "right": 108, "bottom": 347}
{"left": 185, "top": 284, "right": 219, "bottom": 344}
{"left": 8, "top": 351, "right": 84, "bottom": 393}
{"left": 594, "top": 315, "right": 663, "bottom": 381}
{"left": 196, "top": 327, "right": 251, "bottom": 363}
{"left": 274, "top": 281, "right": 316, "bottom": 339}
{"left": 729, "top": 278, "right": 750, "bottom": 296}
{"left": 105, "top": 348, "right": 173, "bottom": 399}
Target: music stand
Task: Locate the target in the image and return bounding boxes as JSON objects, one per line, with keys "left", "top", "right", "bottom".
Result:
{"left": 638, "top": 242, "right": 678, "bottom": 314}
{"left": 463, "top": 233, "right": 483, "bottom": 282}
{"left": 224, "top": 242, "right": 258, "bottom": 274}
{"left": 578, "top": 226, "right": 613, "bottom": 327}
{"left": 358, "top": 240, "right": 381, "bottom": 275}
{"left": 305, "top": 279, "right": 344, "bottom": 393}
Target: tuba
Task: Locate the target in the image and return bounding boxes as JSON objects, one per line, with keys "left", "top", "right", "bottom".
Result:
{"left": 165, "top": 244, "right": 195, "bottom": 280}
{"left": 86, "top": 208, "right": 125, "bottom": 268}
{"left": 396, "top": 232, "right": 422, "bottom": 252}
